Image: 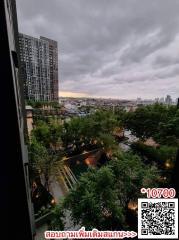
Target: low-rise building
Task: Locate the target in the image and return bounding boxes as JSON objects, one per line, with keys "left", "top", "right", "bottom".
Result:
{"left": 26, "top": 105, "right": 33, "bottom": 137}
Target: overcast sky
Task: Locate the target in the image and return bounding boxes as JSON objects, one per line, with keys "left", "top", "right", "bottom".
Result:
{"left": 16, "top": 0, "right": 179, "bottom": 100}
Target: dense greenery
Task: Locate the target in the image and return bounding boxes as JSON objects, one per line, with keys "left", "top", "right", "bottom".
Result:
{"left": 49, "top": 204, "right": 65, "bottom": 230}
{"left": 29, "top": 119, "right": 64, "bottom": 189}
{"left": 51, "top": 151, "right": 159, "bottom": 230}
{"left": 131, "top": 142, "right": 177, "bottom": 166}
{"left": 29, "top": 137, "right": 63, "bottom": 190}
{"left": 130, "top": 142, "right": 177, "bottom": 186}
{"left": 62, "top": 110, "right": 121, "bottom": 154}
{"left": 123, "top": 103, "right": 179, "bottom": 146}
{"left": 27, "top": 102, "right": 178, "bottom": 229}
{"left": 32, "top": 120, "right": 63, "bottom": 149}
{"left": 26, "top": 100, "right": 60, "bottom": 109}
{"left": 29, "top": 110, "right": 121, "bottom": 186}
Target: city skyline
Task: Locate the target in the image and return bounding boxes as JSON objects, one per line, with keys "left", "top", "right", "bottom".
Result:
{"left": 16, "top": 0, "right": 179, "bottom": 99}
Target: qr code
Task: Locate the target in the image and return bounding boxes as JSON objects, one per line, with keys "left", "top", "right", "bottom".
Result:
{"left": 138, "top": 198, "right": 178, "bottom": 239}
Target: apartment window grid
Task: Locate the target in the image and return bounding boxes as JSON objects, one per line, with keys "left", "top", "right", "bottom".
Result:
{"left": 19, "top": 33, "right": 58, "bottom": 102}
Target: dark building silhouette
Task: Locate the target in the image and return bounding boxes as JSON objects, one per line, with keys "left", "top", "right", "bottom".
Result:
{"left": 177, "top": 98, "right": 179, "bottom": 108}
{"left": 0, "top": 0, "right": 35, "bottom": 239}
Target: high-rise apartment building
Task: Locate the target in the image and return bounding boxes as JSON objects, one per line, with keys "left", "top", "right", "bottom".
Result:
{"left": 159, "top": 97, "right": 164, "bottom": 103}
{"left": 40, "top": 36, "right": 59, "bottom": 101}
{"left": 165, "top": 95, "right": 172, "bottom": 105}
{"left": 19, "top": 33, "right": 59, "bottom": 102}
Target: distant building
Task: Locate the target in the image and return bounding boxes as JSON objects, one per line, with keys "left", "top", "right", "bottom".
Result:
{"left": 159, "top": 97, "right": 164, "bottom": 103}
{"left": 19, "top": 33, "right": 59, "bottom": 102}
{"left": 165, "top": 95, "right": 172, "bottom": 105}
{"left": 136, "top": 98, "right": 142, "bottom": 104}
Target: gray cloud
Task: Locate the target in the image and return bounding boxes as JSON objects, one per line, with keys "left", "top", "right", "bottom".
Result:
{"left": 16, "top": 0, "right": 179, "bottom": 99}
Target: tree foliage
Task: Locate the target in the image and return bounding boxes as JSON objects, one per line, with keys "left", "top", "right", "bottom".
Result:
{"left": 62, "top": 110, "right": 120, "bottom": 154}
{"left": 131, "top": 142, "right": 177, "bottom": 167}
{"left": 29, "top": 120, "right": 64, "bottom": 189}
{"left": 52, "top": 151, "right": 159, "bottom": 230}
{"left": 28, "top": 136, "right": 63, "bottom": 190}
{"left": 123, "top": 104, "right": 178, "bottom": 146}
{"left": 32, "top": 120, "right": 63, "bottom": 149}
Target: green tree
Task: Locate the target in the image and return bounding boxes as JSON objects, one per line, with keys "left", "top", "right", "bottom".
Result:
{"left": 29, "top": 137, "right": 63, "bottom": 190}
{"left": 63, "top": 166, "right": 124, "bottom": 230}
{"left": 131, "top": 142, "right": 177, "bottom": 167}
{"left": 28, "top": 136, "right": 48, "bottom": 180}
{"left": 97, "top": 133, "right": 118, "bottom": 156}
{"left": 109, "top": 151, "right": 159, "bottom": 205}
{"left": 48, "top": 120, "right": 63, "bottom": 150}
{"left": 123, "top": 104, "right": 177, "bottom": 141}
{"left": 52, "top": 151, "right": 159, "bottom": 230}
{"left": 62, "top": 110, "right": 121, "bottom": 152}
{"left": 32, "top": 121, "right": 50, "bottom": 147}
{"left": 155, "top": 109, "right": 179, "bottom": 146}
{"left": 32, "top": 120, "right": 63, "bottom": 149}
{"left": 49, "top": 202, "right": 65, "bottom": 230}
